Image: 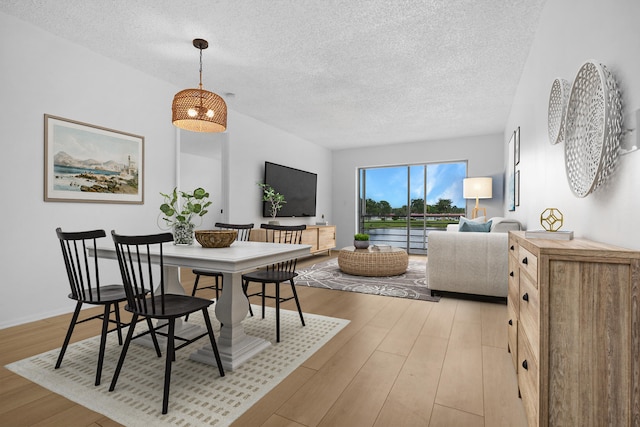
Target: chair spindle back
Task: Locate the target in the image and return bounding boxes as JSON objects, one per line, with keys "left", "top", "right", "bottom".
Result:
{"left": 56, "top": 228, "right": 106, "bottom": 302}
{"left": 260, "top": 224, "right": 306, "bottom": 273}
{"left": 111, "top": 231, "right": 174, "bottom": 316}
{"left": 215, "top": 222, "right": 254, "bottom": 241}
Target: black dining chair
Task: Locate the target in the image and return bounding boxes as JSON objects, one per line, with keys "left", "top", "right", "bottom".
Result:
{"left": 186, "top": 223, "right": 254, "bottom": 321}
{"left": 242, "top": 224, "right": 306, "bottom": 342}
{"left": 55, "top": 228, "right": 145, "bottom": 386}
{"left": 109, "top": 231, "right": 225, "bottom": 414}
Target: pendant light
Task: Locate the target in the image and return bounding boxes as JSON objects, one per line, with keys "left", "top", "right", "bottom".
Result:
{"left": 172, "top": 38, "right": 227, "bottom": 133}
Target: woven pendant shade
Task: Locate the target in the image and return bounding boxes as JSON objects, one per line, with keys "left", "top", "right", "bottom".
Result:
{"left": 172, "top": 38, "right": 227, "bottom": 133}
{"left": 172, "top": 88, "right": 227, "bottom": 133}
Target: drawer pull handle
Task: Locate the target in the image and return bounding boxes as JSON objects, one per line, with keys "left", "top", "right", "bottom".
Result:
{"left": 522, "top": 293, "right": 529, "bottom": 302}
{"left": 522, "top": 257, "right": 528, "bottom": 265}
{"left": 510, "top": 245, "right": 515, "bottom": 251}
{"left": 509, "top": 271, "right": 514, "bottom": 277}
{"left": 508, "top": 319, "right": 513, "bottom": 326}
{"left": 522, "top": 360, "right": 528, "bottom": 370}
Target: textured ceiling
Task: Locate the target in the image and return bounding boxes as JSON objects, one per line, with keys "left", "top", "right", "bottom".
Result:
{"left": 1, "top": 0, "right": 546, "bottom": 150}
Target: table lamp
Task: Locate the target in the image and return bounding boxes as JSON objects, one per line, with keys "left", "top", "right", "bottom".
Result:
{"left": 463, "top": 177, "right": 493, "bottom": 219}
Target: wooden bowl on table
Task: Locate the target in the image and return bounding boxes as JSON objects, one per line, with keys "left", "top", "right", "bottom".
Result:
{"left": 195, "top": 230, "right": 237, "bottom": 248}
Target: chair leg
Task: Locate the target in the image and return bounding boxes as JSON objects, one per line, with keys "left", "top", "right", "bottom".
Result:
{"left": 202, "top": 309, "right": 225, "bottom": 377}
{"left": 261, "top": 283, "right": 266, "bottom": 319}
{"left": 215, "top": 275, "right": 221, "bottom": 300}
{"left": 146, "top": 318, "right": 162, "bottom": 357}
{"left": 55, "top": 301, "right": 82, "bottom": 369}
{"left": 109, "top": 314, "right": 139, "bottom": 392}
{"left": 162, "top": 319, "right": 175, "bottom": 414}
{"left": 95, "top": 303, "right": 111, "bottom": 386}
{"left": 114, "top": 301, "right": 124, "bottom": 345}
{"left": 185, "top": 275, "right": 202, "bottom": 321}
{"left": 290, "top": 279, "right": 305, "bottom": 326}
{"left": 243, "top": 279, "right": 254, "bottom": 317}
{"left": 276, "top": 283, "right": 280, "bottom": 343}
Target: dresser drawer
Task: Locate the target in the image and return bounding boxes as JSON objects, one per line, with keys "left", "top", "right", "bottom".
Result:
{"left": 508, "top": 236, "right": 519, "bottom": 262}
{"left": 508, "top": 265, "right": 519, "bottom": 312}
{"left": 518, "top": 326, "right": 539, "bottom": 427}
{"left": 519, "top": 272, "right": 539, "bottom": 363}
{"left": 507, "top": 303, "right": 518, "bottom": 372}
{"left": 518, "top": 245, "right": 538, "bottom": 285}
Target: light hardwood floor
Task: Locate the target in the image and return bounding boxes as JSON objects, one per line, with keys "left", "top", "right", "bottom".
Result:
{"left": 0, "top": 254, "right": 527, "bottom": 426}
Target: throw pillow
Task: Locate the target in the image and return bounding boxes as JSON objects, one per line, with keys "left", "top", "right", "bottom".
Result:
{"left": 459, "top": 219, "right": 493, "bottom": 232}
{"left": 459, "top": 216, "right": 486, "bottom": 224}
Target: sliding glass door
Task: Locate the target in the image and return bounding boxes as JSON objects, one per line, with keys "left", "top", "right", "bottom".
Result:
{"left": 358, "top": 161, "right": 467, "bottom": 254}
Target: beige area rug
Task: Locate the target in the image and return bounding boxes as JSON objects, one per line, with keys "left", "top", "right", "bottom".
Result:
{"left": 5, "top": 306, "right": 349, "bottom": 427}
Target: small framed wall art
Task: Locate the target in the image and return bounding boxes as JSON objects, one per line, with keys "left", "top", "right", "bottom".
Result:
{"left": 44, "top": 114, "right": 144, "bottom": 204}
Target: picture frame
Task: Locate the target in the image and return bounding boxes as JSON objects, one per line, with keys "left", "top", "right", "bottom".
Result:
{"left": 515, "top": 126, "right": 521, "bottom": 166}
{"left": 508, "top": 130, "right": 516, "bottom": 211}
{"left": 44, "top": 114, "right": 144, "bottom": 204}
{"left": 515, "top": 169, "right": 520, "bottom": 206}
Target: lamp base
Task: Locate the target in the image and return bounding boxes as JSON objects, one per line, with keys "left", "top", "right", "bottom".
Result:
{"left": 470, "top": 207, "right": 486, "bottom": 219}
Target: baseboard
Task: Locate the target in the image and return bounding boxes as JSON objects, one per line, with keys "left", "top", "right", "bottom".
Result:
{"left": 430, "top": 289, "right": 507, "bottom": 305}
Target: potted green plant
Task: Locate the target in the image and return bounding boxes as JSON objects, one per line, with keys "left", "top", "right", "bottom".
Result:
{"left": 354, "top": 233, "right": 370, "bottom": 249}
{"left": 258, "top": 183, "right": 286, "bottom": 224}
{"left": 159, "top": 187, "right": 212, "bottom": 245}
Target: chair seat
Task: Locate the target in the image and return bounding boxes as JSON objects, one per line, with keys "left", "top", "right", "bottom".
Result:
{"left": 126, "top": 294, "right": 213, "bottom": 319}
{"left": 242, "top": 270, "right": 298, "bottom": 283}
{"left": 68, "top": 284, "right": 127, "bottom": 304}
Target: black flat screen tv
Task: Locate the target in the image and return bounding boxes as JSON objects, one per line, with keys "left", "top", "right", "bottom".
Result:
{"left": 263, "top": 161, "right": 317, "bottom": 217}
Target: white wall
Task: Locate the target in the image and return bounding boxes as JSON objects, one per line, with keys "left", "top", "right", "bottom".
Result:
{"left": 331, "top": 134, "right": 505, "bottom": 249}
{"left": 0, "top": 12, "right": 332, "bottom": 328}
{"left": 504, "top": 0, "right": 640, "bottom": 250}
{"left": 224, "top": 111, "right": 333, "bottom": 228}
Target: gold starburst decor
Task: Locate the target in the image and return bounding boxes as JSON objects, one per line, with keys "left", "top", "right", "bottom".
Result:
{"left": 540, "top": 208, "right": 564, "bottom": 232}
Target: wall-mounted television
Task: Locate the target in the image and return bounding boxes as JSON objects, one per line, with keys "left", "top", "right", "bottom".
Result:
{"left": 263, "top": 161, "right": 317, "bottom": 217}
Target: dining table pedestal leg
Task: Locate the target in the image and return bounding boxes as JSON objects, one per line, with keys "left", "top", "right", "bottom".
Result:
{"left": 190, "top": 271, "right": 271, "bottom": 371}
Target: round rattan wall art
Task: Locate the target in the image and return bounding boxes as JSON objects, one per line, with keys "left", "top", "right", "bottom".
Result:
{"left": 547, "top": 78, "right": 571, "bottom": 145}
{"left": 564, "top": 61, "right": 622, "bottom": 198}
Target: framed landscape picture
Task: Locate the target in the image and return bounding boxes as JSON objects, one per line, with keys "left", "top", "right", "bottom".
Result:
{"left": 44, "top": 115, "right": 144, "bottom": 204}
{"left": 507, "top": 130, "right": 516, "bottom": 211}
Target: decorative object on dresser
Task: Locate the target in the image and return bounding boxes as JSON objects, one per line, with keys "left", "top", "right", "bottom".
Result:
{"left": 525, "top": 208, "right": 573, "bottom": 240}
{"left": 564, "top": 60, "right": 623, "bottom": 198}
{"left": 507, "top": 231, "right": 639, "bottom": 426}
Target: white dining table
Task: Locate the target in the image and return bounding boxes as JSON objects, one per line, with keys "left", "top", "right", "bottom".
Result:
{"left": 92, "top": 240, "right": 311, "bottom": 370}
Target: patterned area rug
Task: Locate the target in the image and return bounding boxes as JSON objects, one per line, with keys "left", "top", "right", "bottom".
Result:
{"left": 295, "top": 257, "right": 439, "bottom": 302}
{"left": 5, "top": 306, "right": 349, "bottom": 427}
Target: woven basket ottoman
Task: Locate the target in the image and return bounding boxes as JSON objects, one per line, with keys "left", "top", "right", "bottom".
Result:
{"left": 338, "top": 246, "right": 408, "bottom": 277}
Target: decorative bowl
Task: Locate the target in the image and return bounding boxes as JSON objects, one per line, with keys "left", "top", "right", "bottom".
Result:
{"left": 195, "top": 230, "right": 237, "bottom": 248}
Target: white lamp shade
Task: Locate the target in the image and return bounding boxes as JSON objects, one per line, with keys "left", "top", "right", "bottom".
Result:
{"left": 463, "top": 177, "right": 493, "bottom": 199}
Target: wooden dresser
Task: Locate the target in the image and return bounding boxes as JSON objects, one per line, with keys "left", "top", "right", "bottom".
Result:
{"left": 507, "top": 231, "right": 640, "bottom": 427}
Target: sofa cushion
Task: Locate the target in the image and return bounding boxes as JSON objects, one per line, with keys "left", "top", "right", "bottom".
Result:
{"left": 459, "top": 217, "right": 492, "bottom": 232}
{"left": 426, "top": 230, "right": 508, "bottom": 297}
{"left": 489, "top": 217, "right": 523, "bottom": 233}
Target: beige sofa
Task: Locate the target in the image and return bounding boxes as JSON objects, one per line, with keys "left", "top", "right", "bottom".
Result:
{"left": 426, "top": 217, "right": 522, "bottom": 298}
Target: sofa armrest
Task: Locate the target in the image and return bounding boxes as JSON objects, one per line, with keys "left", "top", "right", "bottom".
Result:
{"left": 427, "top": 231, "right": 508, "bottom": 297}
